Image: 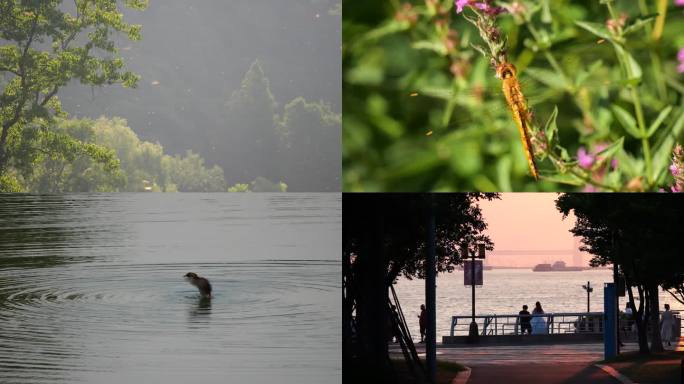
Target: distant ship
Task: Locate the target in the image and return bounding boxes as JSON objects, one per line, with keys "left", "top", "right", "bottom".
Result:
{"left": 533, "top": 261, "right": 584, "bottom": 272}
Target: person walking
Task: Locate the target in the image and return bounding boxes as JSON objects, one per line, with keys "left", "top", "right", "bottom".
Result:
{"left": 519, "top": 305, "right": 532, "bottom": 335}
{"left": 418, "top": 304, "right": 427, "bottom": 343}
{"left": 660, "top": 304, "right": 675, "bottom": 346}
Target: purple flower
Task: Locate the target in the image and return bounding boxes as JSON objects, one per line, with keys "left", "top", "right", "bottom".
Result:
{"left": 678, "top": 48, "right": 684, "bottom": 73}
{"left": 670, "top": 163, "right": 681, "bottom": 176}
{"left": 473, "top": 1, "right": 505, "bottom": 15}
{"left": 577, "top": 147, "right": 595, "bottom": 169}
{"left": 676, "top": 0, "right": 684, "bottom": 6}
{"left": 672, "top": 185, "right": 682, "bottom": 192}
{"left": 455, "top": 0, "right": 470, "bottom": 13}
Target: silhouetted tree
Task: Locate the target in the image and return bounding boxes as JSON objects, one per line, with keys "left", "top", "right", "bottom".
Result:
{"left": 343, "top": 193, "right": 496, "bottom": 382}
{"left": 556, "top": 194, "right": 684, "bottom": 354}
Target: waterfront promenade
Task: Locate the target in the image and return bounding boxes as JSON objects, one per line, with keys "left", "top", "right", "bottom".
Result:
{"left": 390, "top": 340, "right": 683, "bottom": 383}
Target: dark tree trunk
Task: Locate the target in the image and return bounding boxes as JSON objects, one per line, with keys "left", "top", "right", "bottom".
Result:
{"left": 648, "top": 284, "right": 664, "bottom": 352}
{"left": 342, "top": 251, "right": 353, "bottom": 378}
{"left": 627, "top": 280, "right": 649, "bottom": 354}
{"left": 352, "top": 204, "right": 393, "bottom": 383}
{"left": 0, "top": 123, "right": 11, "bottom": 173}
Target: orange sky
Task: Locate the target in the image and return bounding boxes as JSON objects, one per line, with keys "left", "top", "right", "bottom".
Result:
{"left": 478, "top": 193, "right": 591, "bottom": 267}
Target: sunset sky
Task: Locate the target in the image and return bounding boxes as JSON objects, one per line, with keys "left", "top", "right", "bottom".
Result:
{"left": 478, "top": 193, "right": 592, "bottom": 267}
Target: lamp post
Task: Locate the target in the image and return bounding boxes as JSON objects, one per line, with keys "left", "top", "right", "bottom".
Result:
{"left": 582, "top": 281, "right": 593, "bottom": 312}
{"left": 465, "top": 243, "right": 485, "bottom": 343}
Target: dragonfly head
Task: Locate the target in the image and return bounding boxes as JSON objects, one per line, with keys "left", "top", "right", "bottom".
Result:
{"left": 496, "top": 62, "right": 517, "bottom": 80}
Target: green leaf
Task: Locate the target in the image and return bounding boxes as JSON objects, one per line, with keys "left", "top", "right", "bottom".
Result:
{"left": 646, "top": 106, "right": 672, "bottom": 138}
{"left": 611, "top": 105, "right": 641, "bottom": 138}
{"left": 543, "top": 106, "right": 559, "bottom": 146}
{"left": 541, "top": 0, "right": 552, "bottom": 23}
{"left": 496, "top": 155, "right": 513, "bottom": 192}
{"left": 575, "top": 60, "right": 603, "bottom": 87}
{"left": 541, "top": 173, "right": 585, "bottom": 186}
{"left": 612, "top": 43, "right": 642, "bottom": 83}
{"left": 622, "top": 15, "right": 656, "bottom": 36}
{"left": 652, "top": 106, "right": 684, "bottom": 183}
{"left": 411, "top": 40, "right": 447, "bottom": 55}
{"left": 574, "top": 21, "right": 613, "bottom": 41}
{"left": 525, "top": 67, "right": 567, "bottom": 90}
{"left": 594, "top": 137, "right": 624, "bottom": 164}
{"left": 614, "top": 149, "right": 639, "bottom": 176}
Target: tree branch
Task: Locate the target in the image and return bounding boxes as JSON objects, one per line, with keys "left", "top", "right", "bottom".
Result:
{"left": 40, "top": 86, "right": 59, "bottom": 107}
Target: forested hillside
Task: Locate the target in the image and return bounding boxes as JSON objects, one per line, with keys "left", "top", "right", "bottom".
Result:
{"left": 1, "top": 0, "right": 340, "bottom": 192}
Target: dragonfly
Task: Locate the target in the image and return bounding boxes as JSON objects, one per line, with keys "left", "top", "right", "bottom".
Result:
{"left": 407, "top": 59, "right": 564, "bottom": 180}
{"left": 496, "top": 61, "right": 538, "bottom": 180}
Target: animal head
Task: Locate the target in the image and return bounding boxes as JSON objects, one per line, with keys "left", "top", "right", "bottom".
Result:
{"left": 184, "top": 272, "right": 199, "bottom": 280}
{"left": 496, "top": 62, "right": 516, "bottom": 80}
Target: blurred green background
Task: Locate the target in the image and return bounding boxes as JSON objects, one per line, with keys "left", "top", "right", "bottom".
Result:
{"left": 343, "top": 0, "right": 684, "bottom": 191}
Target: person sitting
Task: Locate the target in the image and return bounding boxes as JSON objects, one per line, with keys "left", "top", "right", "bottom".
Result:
{"left": 531, "top": 301, "right": 547, "bottom": 335}
{"left": 518, "top": 305, "right": 532, "bottom": 335}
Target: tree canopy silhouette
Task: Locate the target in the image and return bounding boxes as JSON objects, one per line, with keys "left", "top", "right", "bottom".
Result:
{"left": 556, "top": 193, "right": 684, "bottom": 354}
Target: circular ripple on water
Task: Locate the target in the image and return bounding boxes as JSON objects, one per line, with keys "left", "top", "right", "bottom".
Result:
{"left": 0, "top": 260, "right": 339, "bottom": 383}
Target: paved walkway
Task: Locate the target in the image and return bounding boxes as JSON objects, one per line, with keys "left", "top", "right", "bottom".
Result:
{"left": 467, "top": 362, "right": 618, "bottom": 384}
{"left": 390, "top": 340, "right": 682, "bottom": 383}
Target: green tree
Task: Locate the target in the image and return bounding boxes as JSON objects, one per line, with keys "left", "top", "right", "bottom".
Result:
{"left": 556, "top": 194, "right": 684, "bottom": 354}
{"left": 213, "top": 60, "right": 278, "bottom": 184}
{"left": 0, "top": 0, "right": 146, "bottom": 182}
{"left": 14, "top": 118, "right": 123, "bottom": 192}
{"left": 162, "top": 151, "right": 226, "bottom": 192}
{"left": 249, "top": 176, "right": 287, "bottom": 192}
{"left": 12, "top": 117, "right": 228, "bottom": 192}
{"left": 277, "top": 97, "right": 340, "bottom": 191}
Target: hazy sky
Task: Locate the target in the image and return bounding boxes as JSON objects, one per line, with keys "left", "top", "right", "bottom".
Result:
{"left": 478, "top": 193, "right": 591, "bottom": 267}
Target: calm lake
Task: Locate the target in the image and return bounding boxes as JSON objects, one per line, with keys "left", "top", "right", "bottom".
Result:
{"left": 0, "top": 194, "right": 340, "bottom": 384}
{"left": 395, "top": 269, "right": 684, "bottom": 338}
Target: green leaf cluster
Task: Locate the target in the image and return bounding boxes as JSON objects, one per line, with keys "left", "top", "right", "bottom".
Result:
{"left": 343, "top": 0, "right": 684, "bottom": 191}
{"left": 1, "top": 0, "right": 146, "bottom": 172}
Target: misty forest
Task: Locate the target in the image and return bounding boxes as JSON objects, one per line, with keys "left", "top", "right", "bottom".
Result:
{"left": 0, "top": 0, "right": 341, "bottom": 192}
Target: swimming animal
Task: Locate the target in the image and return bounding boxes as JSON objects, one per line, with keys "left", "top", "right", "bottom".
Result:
{"left": 184, "top": 272, "right": 212, "bottom": 299}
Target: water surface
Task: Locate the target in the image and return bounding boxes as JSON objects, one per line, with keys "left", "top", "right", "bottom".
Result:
{"left": 396, "top": 269, "right": 683, "bottom": 338}
{"left": 0, "top": 194, "right": 340, "bottom": 384}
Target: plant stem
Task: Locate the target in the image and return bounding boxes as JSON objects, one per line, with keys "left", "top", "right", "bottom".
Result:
{"left": 651, "top": 0, "right": 668, "bottom": 41}
{"left": 649, "top": 50, "right": 668, "bottom": 103}
{"left": 525, "top": 23, "right": 573, "bottom": 93}
{"left": 630, "top": 86, "right": 652, "bottom": 185}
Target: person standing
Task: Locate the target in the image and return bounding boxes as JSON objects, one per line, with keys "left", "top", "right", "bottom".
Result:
{"left": 418, "top": 304, "right": 427, "bottom": 343}
{"left": 661, "top": 304, "right": 675, "bottom": 346}
{"left": 519, "top": 305, "right": 532, "bottom": 335}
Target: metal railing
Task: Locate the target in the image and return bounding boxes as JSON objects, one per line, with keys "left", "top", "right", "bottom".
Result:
{"left": 449, "top": 311, "right": 682, "bottom": 338}
{"left": 449, "top": 312, "right": 605, "bottom": 336}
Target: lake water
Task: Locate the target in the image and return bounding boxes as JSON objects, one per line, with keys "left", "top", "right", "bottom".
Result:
{"left": 0, "top": 194, "right": 340, "bottom": 384}
{"left": 395, "top": 269, "right": 684, "bottom": 338}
